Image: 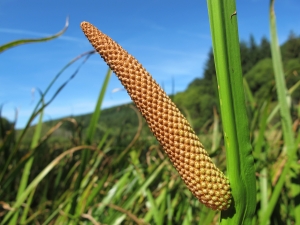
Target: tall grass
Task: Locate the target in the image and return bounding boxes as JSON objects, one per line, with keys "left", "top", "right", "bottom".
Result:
{"left": 207, "top": 0, "right": 299, "bottom": 224}
{"left": 259, "top": 1, "right": 299, "bottom": 224}
{"left": 207, "top": 0, "right": 256, "bottom": 224}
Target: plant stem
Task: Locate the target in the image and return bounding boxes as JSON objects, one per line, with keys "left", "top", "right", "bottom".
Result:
{"left": 206, "top": 0, "right": 256, "bottom": 224}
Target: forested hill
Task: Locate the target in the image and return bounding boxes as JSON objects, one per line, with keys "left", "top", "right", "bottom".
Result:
{"left": 173, "top": 33, "right": 300, "bottom": 133}
{"left": 10, "top": 33, "right": 300, "bottom": 144}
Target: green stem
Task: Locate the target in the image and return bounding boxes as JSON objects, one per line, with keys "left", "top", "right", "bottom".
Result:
{"left": 269, "top": 0, "right": 294, "bottom": 155}
{"left": 206, "top": 0, "right": 256, "bottom": 224}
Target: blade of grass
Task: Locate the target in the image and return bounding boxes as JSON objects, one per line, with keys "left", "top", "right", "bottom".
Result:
{"left": 70, "top": 68, "right": 112, "bottom": 216}
{"left": 85, "top": 174, "right": 108, "bottom": 208}
{"left": 115, "top": 105, "right": 143, "bottom": 164}
{"left": 19, "top": 188, "right": 36, "bottom": 224}
{"left": 0, "top": 18, "right": 68, "bottom": 53}
{"left": 206, "top": 1, "right": 256, "bottom": 224}
{"left": 0, "top": 50, "right": 96, "bottom": 184}
{"left": 211, "top": 107, "right": 221, "bottom": 152}
{"left": 144, "top": 180, "right": 169, "bottom": 223}
{"left": 42, "top": 195, "right": 75, "bottom": 225}
{"left": 0, "top": 145, "right": 96, "bottom": 225}
{"left": 9, "top": 103, "right": 44, "bottom": 225}
{"left": 77, "top": 176, "right": 98, "bottom": 215}
{"left": 253, "top": 101, "right": 269, "bottom": 158}
{"left": 168, "top": 191, "right": 181, "bottom": 225}
{"left": 1, "top": 120, "right": 68, "bottom": 194}
{"left": 269, "top": 0, "right": 294, "bottom": 156}
{"left": 260, "top": 132, "right": 300, "bottom": 225}
{"left": 107, "top": 160, "right": 167, "bottom": 224}
{"left": 253, "top": 102, "right": 269, "bottom": 223}
{"left": 85, "top": 68, "right": 112, "bottom": 145}
{"left": 243, "top": 78, "right": 256, "bottom": 111}
{"left": 93, "top": 171, "right": 131, "bottom": 217}
{"left": 261, "top": 1, "right": 298, "bottom": 224}
{"left": 80, "top": 144, "right": 107, "bottom": 190}
{"left": 145, "top": 189, "right": 162, "bottom": 225}
{"left": 182, "top": 206, "right": 192, "bottom": 225}
{"left": 267, "top": 79, "right": 300, "bottom": 125}
{"left": 202, "top": 209, "right": 217, "bottom": 225}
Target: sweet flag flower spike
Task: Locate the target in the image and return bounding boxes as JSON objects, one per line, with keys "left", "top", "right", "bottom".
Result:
{"left": 80, "top": 21, "right": 231, "bottom": 210}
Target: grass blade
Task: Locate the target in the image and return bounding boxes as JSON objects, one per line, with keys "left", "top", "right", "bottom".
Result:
{"left": 69, "top": 68, "right": 112, "bottom": 216}
{"left": 258, "top": 1, "right": 299, "bottom": 224}
{"left": 85, "top": 68, "right": 112, "bottom": 144}
{"left": 260, "top": 133, "right": 300, "bottom": 225}
{"left": 0, "top": 50, "right": 96, "bottom": 185}
{"left": 269, "top": 0, "right": 294, "bottom": 155}
{"left": 0, "top": 18, "right": 69, "bottom": 53}
{"left": 9, "top": 104, "right": 44, "bottom": 224}
{"left": 206, "top": 0, "right": 256, "bottom": 224}
{"left": 0, "top": 145, "right": 96, "bottom": 225}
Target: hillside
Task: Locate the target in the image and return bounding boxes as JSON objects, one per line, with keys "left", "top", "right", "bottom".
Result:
{"left": 14, "top": 33, "right": 300, "bottom": 148}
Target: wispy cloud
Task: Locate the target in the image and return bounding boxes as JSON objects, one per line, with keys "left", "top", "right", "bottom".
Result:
{"left": 139, "top": 19, "right": 167, "bottom": 31}
{"left": 0, "top": 28, "right": 84, "bottom": 43}
{"left": 131, "top": 45, "right": 204, "bottom": 58}
{"left": 176, "top": 29, "right": 211, "bottom": 40}
{"left": 148, "top": 23, "right": 166, "bottom": 31}
{"left": 150, "top": 56, "right": 204, "bottom": 77}
{"left": 0, "top": 82, "right": 34, "bottom": 99}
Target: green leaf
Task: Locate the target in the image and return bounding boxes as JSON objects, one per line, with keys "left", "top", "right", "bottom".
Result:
{"left": 0, "top": 146, "right": 96, "bottom": 224}
{"left": 206, "top": 0, "right": 256, "bottom": 224}
{"left": 0, "top": 17, "right": 69, "bottom": 53}
{"left": 269, "top": 0, "right": 294, "bottom": 156}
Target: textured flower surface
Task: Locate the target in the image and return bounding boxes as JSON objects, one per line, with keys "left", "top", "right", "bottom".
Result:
{"left": 80, "top": 21, "right": 231, "bottom": 210}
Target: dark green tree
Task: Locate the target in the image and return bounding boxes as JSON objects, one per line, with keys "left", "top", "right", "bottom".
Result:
{"left": 258, "top": 37, "right": 271, "bottom": 59}
{"left": 281, "top": 31, "right": 300, "bottom": 60}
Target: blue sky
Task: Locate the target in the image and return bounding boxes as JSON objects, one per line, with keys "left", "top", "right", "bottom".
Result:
{"left": 1, "top": 0, "right": 299, "bottom": 129}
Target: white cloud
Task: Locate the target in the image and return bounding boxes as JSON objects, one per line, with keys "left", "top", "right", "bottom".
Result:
{"left": 147, "top": 53, "right": 206, "bottom": 77}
